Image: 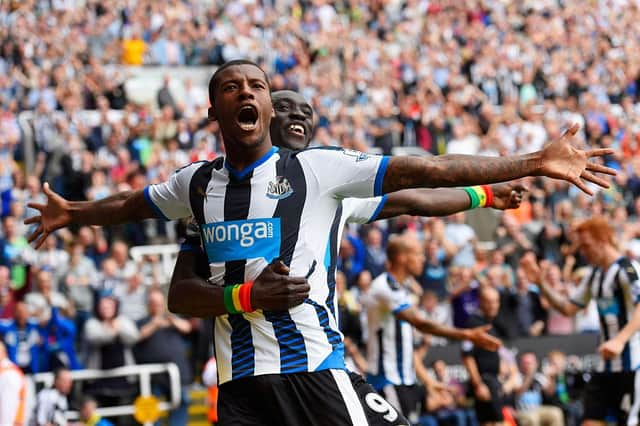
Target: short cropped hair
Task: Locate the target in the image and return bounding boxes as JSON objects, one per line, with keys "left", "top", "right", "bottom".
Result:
{"left": 208, "top": 59, "right": 270, "bottom": 105}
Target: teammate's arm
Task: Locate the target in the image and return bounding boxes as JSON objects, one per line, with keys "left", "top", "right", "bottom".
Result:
{"left": 599, "top": 266, "right": 640, "bottom": 359}
{"left": 599, "top": 304, "right": 640, "bottom": 360}
{"left": 376, "top": 182, "right": 525, "bottom": 219}
{"left": 168, "top": 253, "right": 311, "bottom": 317}
{"left": 381, "top": 124, "right": 615, "bottom": 195}
{"left": 395, "top": 306, "right": 501, "bottom": 351}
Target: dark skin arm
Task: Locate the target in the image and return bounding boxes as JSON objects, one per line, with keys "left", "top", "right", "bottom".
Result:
{"left": 168, "top": 251, "right": 311, "bottom": 318}
{"left": 25, "top": 184, "right": 155, "bottom": 248}
{"left": 376, "top": 182, "right": 525, "bottom": 219}
{"left": 381, "top": 124, "right": 615, "bottom": 195}
{"left": 396, "top": 306, "right": 501, "bottom": 351}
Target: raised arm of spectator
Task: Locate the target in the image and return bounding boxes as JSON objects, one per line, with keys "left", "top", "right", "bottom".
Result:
{"left": 396, "top": 306, "right": 501, "bottom": 351}
{"left": 381, "top": 124, "right": 614, "bottom": 194}
{"left": 374, "top": 182, "right": 526, "bottom": 220}
{"left": 520, "top": 255, "right": 581, "bottom": 317}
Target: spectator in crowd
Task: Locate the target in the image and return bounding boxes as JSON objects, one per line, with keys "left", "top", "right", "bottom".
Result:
{"left": 450, "top": 267, "right": 480, "bottom": 329}
{"left": 419, "top": 290, "right": 452, "bottom": 347}
{"left": 363, "top": 227, "right": 386, "bottom": 278}
{"left": 32, "top": 235, "right": 69, "bottom": 290}
{"left": 44, "top": 307, "right": 82, "bottom": 371}
{"left": 113, "top": 273, "right": 148, "bottom": 322}
{"left": 462, "top": 286, "right": 505, "bottom": 426}
{"left": 0, "top": 301, "right": 45, "bottom": 373}
{"left": 543, "top": 351, "right": 584, "bottom": 426}
{"left": 513, "top": 267, "right": 548, "bottom": 338}
{"left": 84, "top": 295, "right": 139, "bottom": 409}
{"left": 35, "top": 367, "right": 73, "bottom": 426}
{"left": 73, "top": 396, "right": 114, "bottom": 426}
{"left": 25, "top": 269, "right": 68, "bottom": 321}
{"left": 444, "top": 213, "right": 476, "bottom": 268}
{"left": 514, "top": 352, "right": 564, "bottom": 426}
{"left": 0, "top": 215, "right": 32, "bottom": 289}
{"left": 419, "top": 237, "right": 449, "bottom": 300}
{"left": 134, "top": 289, "right": 191, "bottom": 426}
{"left": 63, "top": 242, "right": 98, "bottom": 335}
{"left": 430, "top": 358, "right": 477, "bottom": 426}
{"left": 0, "top": 341, "right": 27, "bottom": 426}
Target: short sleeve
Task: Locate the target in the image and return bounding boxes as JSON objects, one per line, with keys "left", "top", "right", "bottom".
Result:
{"left": 619, "top": 259, "right": 640, "bottom": 304}
{"left": 144, "top": 162, "right": 204, "bottom": 220}
{"left": 370, "top": 278, "right": 411, "bottom": 315}
{"left": 343, "top": 196, "right": 387, "bottom": 225}
{"left": 570, "top": 267, "right": 594, "bottom": 308}
{"left": 297, "top": 148, "right": 389, "bottom": 199}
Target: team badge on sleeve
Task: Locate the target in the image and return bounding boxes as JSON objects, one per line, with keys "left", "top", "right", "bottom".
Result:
{"left": 342, "top": 149, "right": 369, "bottom": 162}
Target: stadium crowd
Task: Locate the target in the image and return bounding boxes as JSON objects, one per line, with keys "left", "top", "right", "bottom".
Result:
{"left": 1, "top": 0, "right": 640, "bottom": 425}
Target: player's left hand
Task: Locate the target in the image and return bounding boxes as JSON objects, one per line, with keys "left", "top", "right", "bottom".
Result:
{"left": 599, "top": 338, "right": 625, "bottom": 360}
{"left": 466, "top": 325, "right": 502, "bottom": 352}
{"left": 490, "top": 182, "right": 527, "bottom": 210}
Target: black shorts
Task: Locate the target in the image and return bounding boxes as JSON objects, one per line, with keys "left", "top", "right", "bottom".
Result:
{"left": 349, "top": 372, "right": 411, "bottom": 426}
{"left": 474, "top": 374, "right": 504, "bottom": 423}
{"left": 378, "top": 382, "right": 425, "bottom": 422}
{"left": 217, "top": 369, "right": 410, "bottom": 426}
{"left": 583, "top": 371, "right": 640, "bottom": 425}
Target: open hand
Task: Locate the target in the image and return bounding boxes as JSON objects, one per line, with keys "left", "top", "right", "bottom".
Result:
{"left": 539, "top": 123, "right": 617, "bottom": 195}
{"left": 490, "top": 182, "right": 527, "bottom": 210}
{"left": 24, "top": 182, "right": 71, "bottom": 249}
{"left": 466, "top": 324, "right": 502, "bottom": 351}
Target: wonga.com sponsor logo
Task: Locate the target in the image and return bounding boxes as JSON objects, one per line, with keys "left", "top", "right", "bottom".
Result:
{"left": 202, "top": 218, "right": 281, "bottom": 263}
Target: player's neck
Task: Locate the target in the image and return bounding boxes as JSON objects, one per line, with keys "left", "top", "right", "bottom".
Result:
{"left": 387, "top": 267, "right": 408, "bottom": 284}
{"left": 225, "top": 138, "right": 274, "bottom": 172}
{"left": 599, "top": 246, "right": 621, "bottom": 269}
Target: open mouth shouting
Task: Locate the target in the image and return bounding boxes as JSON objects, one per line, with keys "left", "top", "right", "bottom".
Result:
{"left": 236, "top": 105, "right": 259, "bottom": 132}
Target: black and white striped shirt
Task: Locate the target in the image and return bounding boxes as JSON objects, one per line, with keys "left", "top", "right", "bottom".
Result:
{"left": 146, "top": 147, "right": 389, "bottom": 384}
{"left": 571, "top": 257, "right": 640, "bottom": 372}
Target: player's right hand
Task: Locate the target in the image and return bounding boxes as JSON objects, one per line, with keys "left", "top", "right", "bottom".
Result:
{"left": 24, "top": 182, "right": 72, "bottom": 249}
{"left": 251, "top": 260, "right": 310, "bottom": 311}
{"left": 466, "top": 325, "right": 502, "bottom": 352}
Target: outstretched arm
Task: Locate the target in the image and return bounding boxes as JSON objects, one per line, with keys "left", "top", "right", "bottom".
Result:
{"left": 381, "top": 124, "right": 615, "bottom": 195}
{"left": 376, "top": 182, "right": 525, "bottom": 219}
{"left": 25, "top": 184, "right": 155, "bottom": 248}
{"left": 396, "top": 306, "right": 501, "bottom": 351}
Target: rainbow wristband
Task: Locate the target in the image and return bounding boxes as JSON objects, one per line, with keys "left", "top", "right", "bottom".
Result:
{"left": 223, "top": 282, "right": 255, "bottom": 314}
{"left": 463, "top": 186, "right": 491, "bottom": 209}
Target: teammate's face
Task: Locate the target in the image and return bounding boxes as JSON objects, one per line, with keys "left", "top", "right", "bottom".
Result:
{"left": 270, "top": 91, "right": 314, "bottom": 150}
{"left": 577, "top": 231, "right": 602, "bottom": 264}
{"left": 209, "top": 64, "right": 274, "bottom": 150}
{"left": 405, "top": 239, "right": 426, "bottom": 277}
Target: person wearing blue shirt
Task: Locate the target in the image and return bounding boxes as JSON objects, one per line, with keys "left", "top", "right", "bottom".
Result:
{"left": 0, "top": 301, "right": 45, "bottom": 373}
